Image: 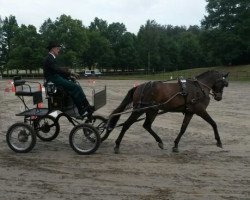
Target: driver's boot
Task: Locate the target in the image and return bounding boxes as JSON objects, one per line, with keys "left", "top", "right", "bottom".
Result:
{"left": 79, "top": 97, "right": 95, "bottom": 120}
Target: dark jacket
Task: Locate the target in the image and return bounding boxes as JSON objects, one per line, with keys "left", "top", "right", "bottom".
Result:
{"left": 43, "top": 53, "right": 70, "bottom": 80}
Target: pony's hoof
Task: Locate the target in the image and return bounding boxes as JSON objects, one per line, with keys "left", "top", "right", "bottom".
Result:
{"left": 158, "top": 142, "right": 164, "bottom": 149}
{"left": 172, "top": 147, "right": 179, "bottom": 153}
{"left": 217, "top": 142, "right": 223, "bottom": 148}
{"left": 114, "top": 147, "right": 120, "bottom": 154}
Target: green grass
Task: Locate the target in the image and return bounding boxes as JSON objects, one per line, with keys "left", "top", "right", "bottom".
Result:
{"left": 101, "top": 64, "right": 250, "bottom": 81}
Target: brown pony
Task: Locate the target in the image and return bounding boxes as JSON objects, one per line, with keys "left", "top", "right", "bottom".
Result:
{"left": 107, "top": 70, "right": 229, "bottom": 153}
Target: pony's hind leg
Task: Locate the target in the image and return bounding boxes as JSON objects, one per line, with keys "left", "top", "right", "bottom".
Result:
{"left": 143, "top": 110, "right": 164, "bottom": 149}
{"left": 114, "top": 111, "right": 143, "bottom": 154}
{"left": 173, "top": 113, "right": 193, "bottom": 152}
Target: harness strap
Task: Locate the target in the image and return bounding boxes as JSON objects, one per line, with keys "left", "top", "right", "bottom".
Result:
{"left": 194, "top": 79, "right": 215, "bottom": 97}
{"left": 108, "top": 91, "right": 181, "bottom": 121}
{"left": 178, "top": 78, "right": 189, "bottom": 112}
{"left": 136, "top": 81, "right": 153, "bottom": 108}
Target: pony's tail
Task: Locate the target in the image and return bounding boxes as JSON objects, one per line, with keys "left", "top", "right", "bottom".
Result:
{"left": 107, "top": 87, "right": 136, "bottom": 132}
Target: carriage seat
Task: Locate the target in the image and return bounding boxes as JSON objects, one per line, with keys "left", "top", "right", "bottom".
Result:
{"left": 44, "top": 81, "right": 74, "bottom": 111}
{"left": 13, "top": 76, "right": 43, "bottom": 105}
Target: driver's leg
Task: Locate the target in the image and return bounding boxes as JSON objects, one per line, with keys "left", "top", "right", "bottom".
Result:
{"left": 51, "top": 75, "right": 94, "bottom": 117}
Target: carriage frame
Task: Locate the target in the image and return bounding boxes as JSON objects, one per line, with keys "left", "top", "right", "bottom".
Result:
{"left": 6, "top": 76, "right": 107, "bottom": 155}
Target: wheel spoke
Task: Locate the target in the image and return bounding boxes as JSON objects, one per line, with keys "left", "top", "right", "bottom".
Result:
{"left": 35, "top": 116, "right": 59, "bottom": 141}
{"left": 69, "top": 124, "right": 100, "bottom": 155}
{"left": 6, "top": 122, "right": 36, "bottom": 153}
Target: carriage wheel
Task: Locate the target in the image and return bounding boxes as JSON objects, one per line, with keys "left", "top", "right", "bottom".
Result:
{"left": 69, "top": 124, "right": 100, "bottom": 155}
{"left": 86, "top": 115, "right": 109, "bottom": 142}
{"left": 34, "top": 115, "right": 60, "bottom": 141}
{"left": 6, "top": 122, "right": 36, "bottom": 153}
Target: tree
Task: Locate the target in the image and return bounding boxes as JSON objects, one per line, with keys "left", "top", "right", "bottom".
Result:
{"left": 89, "top": 18, "right": 128, "bottom": 71}
{"left": 137, "top": 20, "right": 162, "bottom": 73}
{"left": 158, "top": 35, "right": 180, "bottom": 71}
{"left": 201, "top": 0, "right": 250, "bottom": 65}
{"left": 8, "top": 24, "right": 43, "bottom": 74}
{"left": 40, "top": 15, "right": 89, "bottom": 69}
{"left": 39, "top": 18, "right": 56, "bottom": 44}
{"left": 89, "top": 17, "right": 108, "bottom": 36}
{"left": 106, "top": 22, "right": 126, "bottom": 45}
{"left": 118, "top": 32, "right": 139, "bottom": 71}
{"left": 106, "top": 22, "right": 127, "bottom": 70}
{"left": 178, "top": 32, "right": 203, "bottom": 69}
{"left": 0, "top": 15, "right": 18, "bottom": 74}
{"left": 0, "top": 16, "right": 5, "bottom": 75}
{"left": 83, "top": 30, "right": 115, "bottom": 71}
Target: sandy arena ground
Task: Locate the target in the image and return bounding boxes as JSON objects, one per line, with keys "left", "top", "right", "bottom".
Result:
{"left": 0, "top": 78, "right": 249, "bottom": 200}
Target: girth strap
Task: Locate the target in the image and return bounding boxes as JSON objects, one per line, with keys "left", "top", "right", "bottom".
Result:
{"left": 135, "top": 81, "right": 154, "bottom": 108}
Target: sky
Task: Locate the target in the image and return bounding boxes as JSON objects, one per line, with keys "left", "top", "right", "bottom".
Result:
{"left": 0, "top": 0, "right": 207, "bottom": 34}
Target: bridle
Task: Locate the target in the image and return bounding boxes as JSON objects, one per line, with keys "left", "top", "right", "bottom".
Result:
{"left": 196, "top": 76, "right": 228, "bottom": 98}
{"left": 194, "top": 79, "right": 215, "bottom": 97}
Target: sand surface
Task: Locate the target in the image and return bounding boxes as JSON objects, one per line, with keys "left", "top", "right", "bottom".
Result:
{"left": 0, "top": 79, "right": 249, "bottom": 200}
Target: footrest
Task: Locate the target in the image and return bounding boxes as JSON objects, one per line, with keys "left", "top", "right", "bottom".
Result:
{"left": 63, "top": 107, "right": 81, "bottom": 118}
{"left": 16, "top": 108, "right": 49, "bottom": 117}
{"left": 16, "top": 91, "right": 41, "bottom": 96}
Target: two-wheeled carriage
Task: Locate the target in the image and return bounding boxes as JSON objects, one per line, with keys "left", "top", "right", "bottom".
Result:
{"left": 6, "top": 76, "right": 107, "bottom": 155}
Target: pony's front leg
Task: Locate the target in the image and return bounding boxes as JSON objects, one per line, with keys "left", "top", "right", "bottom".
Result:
{"left": 114, "top": 112, "right": 142, "bottom": 154}
{"left": 114, "top": 129, "right": 126, "bottom": 154}
{"left": 198, "top": 111, "right": 222, "bottom": 148}
{"left": 173, "top": 113, "right": 193, "bottom": 152}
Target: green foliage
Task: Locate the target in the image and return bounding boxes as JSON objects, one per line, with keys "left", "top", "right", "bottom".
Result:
{"left": 1, "top": 1, "right": 249, "bottom": 75}
{"left": 118, "top": 32, "right": 139, "bottom": 71}
{"left": 40, "top": 15, "right": 88, "bottom": 68}
{"left": 137, "top": 20, "right": 161, "bottom": 72}
{"left": 89, "top": 17, "right": 108, "bottom": 36}
{"left": 8, "top": 24, "right": 43, "bottom": 72}
{"left": 83, "top": 30, "right": 115, "bottom": 69}
{"left": 0, "top": 15, "right": 18, "bottom": 74}
{"left": 201, "top": 0, "right": 250, "bottom": 65}
{"left": 178, "top": 32, "right": 203, "bottom": 70}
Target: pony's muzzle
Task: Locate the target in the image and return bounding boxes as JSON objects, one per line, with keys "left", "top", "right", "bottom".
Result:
{"left": 214, "top": 93, "right": 222, "bottom": 101}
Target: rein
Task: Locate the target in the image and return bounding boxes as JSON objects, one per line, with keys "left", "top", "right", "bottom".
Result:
{"left": 108, "top": 91, "right": 181, "bottom": 120}
{"left": 195, "top": 79, "right": 215, "bottom": 97}
{"left": 107, "top": 78, "right": 217, "bottom": 128}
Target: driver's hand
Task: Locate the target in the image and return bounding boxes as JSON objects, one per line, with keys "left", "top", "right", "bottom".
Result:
{"left": 71, "top": 72, "right": 80, "bottom": 79}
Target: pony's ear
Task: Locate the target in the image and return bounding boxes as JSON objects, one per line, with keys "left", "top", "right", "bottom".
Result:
{"left": 223, "top": 72, "right": 229, "bottom": 78}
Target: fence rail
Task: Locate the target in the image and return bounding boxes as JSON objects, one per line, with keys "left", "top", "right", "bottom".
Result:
{"left": 1, "top": 70, "right": 250, "bottom": 81}
{"left": 154, "top": 71, "right": 250, "bottom": 81}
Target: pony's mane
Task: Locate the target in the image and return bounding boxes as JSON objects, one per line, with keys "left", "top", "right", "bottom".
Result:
{"left": 195, "top": 70, "right": 220, "bottom": 79}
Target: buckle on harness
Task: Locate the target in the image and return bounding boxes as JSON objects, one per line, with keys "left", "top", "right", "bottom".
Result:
{"left": 178, "top": 78, "right": 188, "bottom": 96}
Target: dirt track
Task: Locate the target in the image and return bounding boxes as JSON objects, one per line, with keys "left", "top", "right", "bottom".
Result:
{"left": 0, "top": 79, "right": 249, "bottom": 200}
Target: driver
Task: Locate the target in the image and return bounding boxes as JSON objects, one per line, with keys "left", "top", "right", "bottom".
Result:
{"left": 43, "top": 41, "right": 94, "bottom": 119}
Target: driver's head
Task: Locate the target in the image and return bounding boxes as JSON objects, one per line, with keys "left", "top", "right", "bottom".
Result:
{"left": 47, "top": 41, "right": 61, "bottom": 56}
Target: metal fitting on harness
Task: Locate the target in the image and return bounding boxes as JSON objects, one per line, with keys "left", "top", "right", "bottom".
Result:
{"left": 178, "top": 78, "right": 188, "bottom": 96}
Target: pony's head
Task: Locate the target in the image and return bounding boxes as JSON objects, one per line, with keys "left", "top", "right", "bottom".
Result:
{"left": 212, "top": 72, "right": 229, "bottom": 101}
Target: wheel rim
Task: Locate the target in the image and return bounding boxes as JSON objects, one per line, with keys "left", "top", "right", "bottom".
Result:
{"left": 36, "top": 116, "right": 58, "bottom": 139}
{"left": 8, "top": 126, "right": 34, "bottom": 151}
{"left": 71, "top": 126, "right": 99, "bottom": 153}
{"left": 86, "top": 116, "right": 107, "bottom": 140}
